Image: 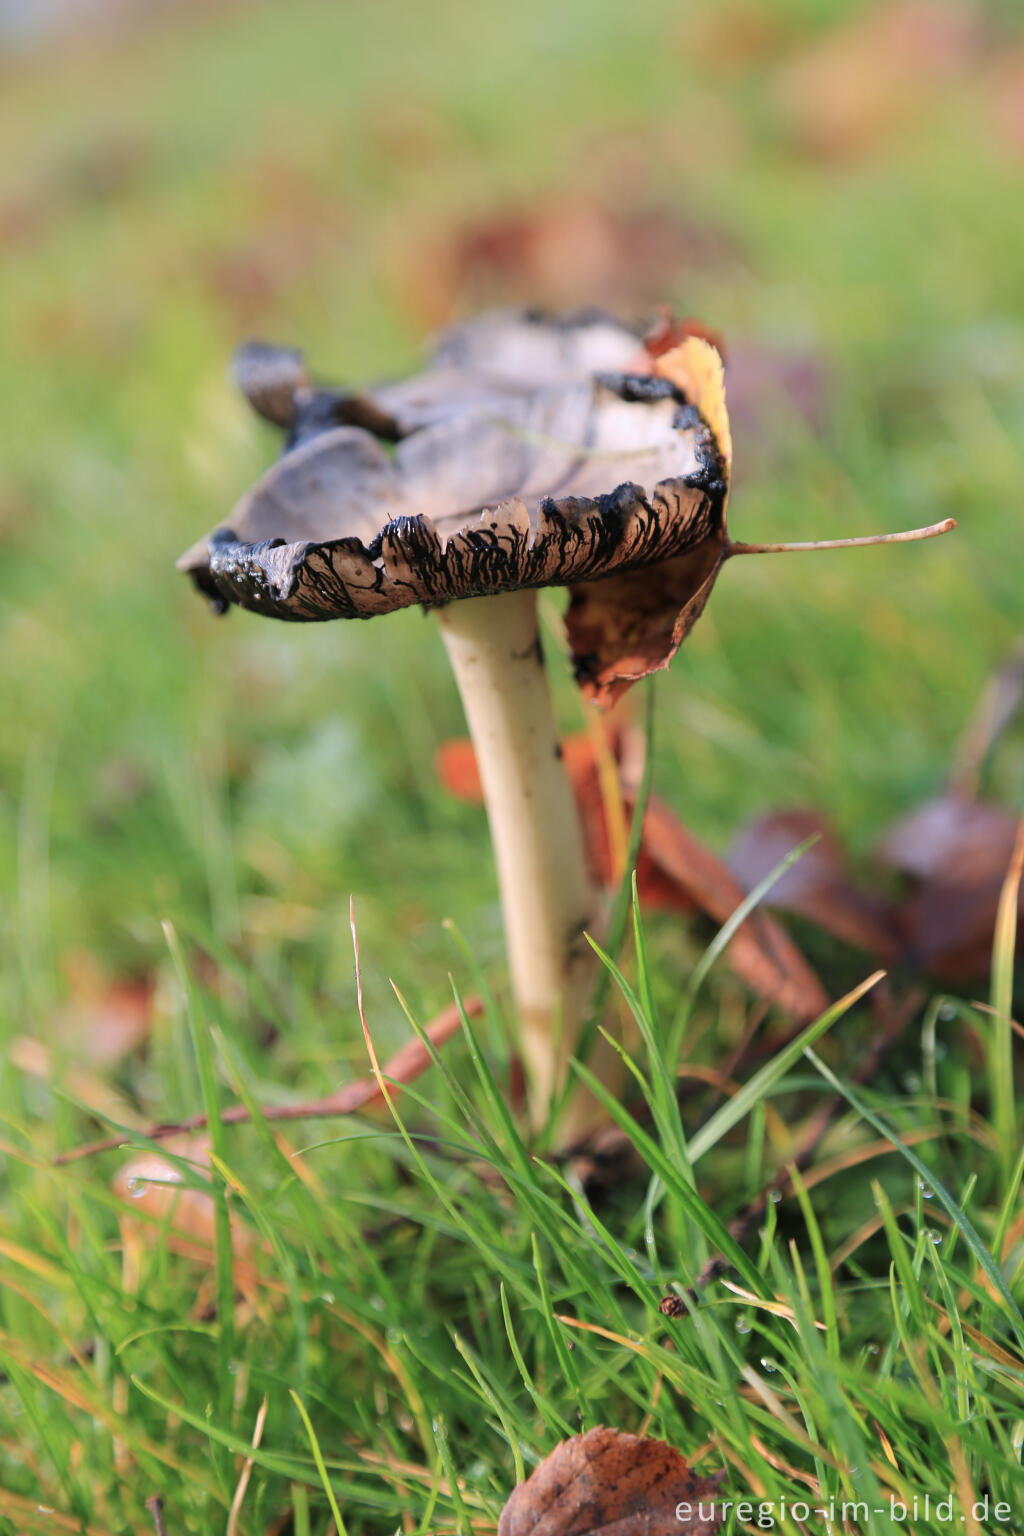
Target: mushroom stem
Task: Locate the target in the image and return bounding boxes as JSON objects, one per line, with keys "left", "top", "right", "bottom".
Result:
{"left": 436, "top": 588, "right": 600, "bottom": 1132}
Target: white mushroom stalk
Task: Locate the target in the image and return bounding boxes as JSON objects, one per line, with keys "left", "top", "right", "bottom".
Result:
{"left": 436, "top": 589, "right": 597, "bottom": 1128}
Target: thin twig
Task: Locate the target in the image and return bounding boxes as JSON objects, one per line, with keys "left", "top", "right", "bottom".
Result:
{"left": 727, "top": 517, "right": 955, "bottom": 556}
{"left": 54, "top": 995, "right": 481, "bottom": 1164}
{"left": 146, "top": 1496, "right": 167, "bottom": 1536}
{"left": 227, "top": 1396, "right": 268, "bottom": 1536}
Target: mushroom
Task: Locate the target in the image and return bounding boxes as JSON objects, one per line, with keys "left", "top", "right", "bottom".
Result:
{"left": 179, "top": 308, "right": 953, "bottom": 1132}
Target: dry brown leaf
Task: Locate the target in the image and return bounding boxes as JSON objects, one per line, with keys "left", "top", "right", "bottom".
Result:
{"left": 112, "top": 1135, "right": 257, "bottom": 1297}
{"left": 437, "top": 731, "right": 827, "bottom": 1022}
{"left": 436, "top": 732, "right": 690, "bottom": 913}
{"left": 497, "top": 1426, "right": 724, "bottom": 1536}
{"left": 772, "top": 0, "right": 983, "bottom": 160}
{"left": 636, "top": 796, "right": 828, "bottom": 1023}
{"left": 878, "top": 793, "right": 1022, "bottom": 981}
{"left": 565, "top": 336, "right": 731, "bottom": 706}
{"left": 58, "top": 958, "right": 154, "bottom": 1068}
{"left": 730, "top": 808, "right": 899, "bottom": 960}
{"left": 433, "top": 202, "right": 736, "bottom": 316}
{"left": 10, "top": 1037, "right": 141, "bottom": 1129}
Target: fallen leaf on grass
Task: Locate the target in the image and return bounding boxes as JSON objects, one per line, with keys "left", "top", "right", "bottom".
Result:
{"left": 878, "top": 793, "right": 1018, "bottom": 884}
{"left": 877, "top": 793, "right": 1023, "bottom": 981}
{"left": 11, "top": 953, "right": 155, "bottom": 1121}
{"left": 498, "top": 1426, "right": 723, "bottom": 1536}
{"left": 112, "top": 1135, "right": 257, "bottom": 1296}
{"left": 637, "top": 795, "right": 829, "bottom": 1022}
{"left": 730, "top": 638, "right": 1024, "bottom": 984}
{"left": 437, "top": 732, "right": 688, "bottom": 913}
{"left": 730, "top": 808, "right": 899, "bottom": 960}
{"left": 51, "top": 951, "right": 155, "bottom": 1067}
{"left": 727, "top": 795, "right": 1023, "bottom": 983}
{"left": 986, "top": 48, "right": 1024, "bottom": 159}
{"left": 438, "top": 733, "right": 828, "bottom": 1022}
{"left": 401, "top": 201, "right": 738, "bottom": 325}
{"left": 772, "top": 0, "right": 983, "bottom": 160}
{"left": 675, "top": 4, "right": 801, "bottom": 73}
{"left": 0, "top": 132, "right": 151, "bottom": 254}
{"left": 10, "top": 1037, "right": 142, "bottom": 1130}
{"left": 195, "top": 158, "right": 347, "bottom": 329}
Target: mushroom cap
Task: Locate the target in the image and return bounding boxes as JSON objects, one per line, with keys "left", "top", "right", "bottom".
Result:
{"left": 179, "top": 309, "right": 732, "bottom": 705}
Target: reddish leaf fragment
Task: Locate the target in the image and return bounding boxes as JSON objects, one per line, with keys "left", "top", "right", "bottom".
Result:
{"left": 52, "top": 951, "right": 154, "bottom": 1068}
{"left": 644, "top": 314, "right": 728, "bottom": 364}
{"left": 436, "top": 736, "right": 487, "bottom": 801}
{"left": 438, "top": 733, "right": 827, "bottom": 1020}
{"left": 497, "top": 1426, "right": 724, "bottom": 1536}
{"left": 730, "top": 808, "right": 899, "bottom": 960}
{"left": 437, "top": 733, "right": 688, "bottom": 907}
{"left": 636, "top": 795, "right": 829, "bottom": 1022}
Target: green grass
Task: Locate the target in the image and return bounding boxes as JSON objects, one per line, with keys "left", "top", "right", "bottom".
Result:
{"left": 1, "top": 0, "right": 1023, "bottom": 1529}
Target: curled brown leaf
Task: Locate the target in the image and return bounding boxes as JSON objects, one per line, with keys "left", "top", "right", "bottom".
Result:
{"left": 730, "top": 808, "right": 899, "bottom": 961}
{"left": 878, "top": 794, "right": 1023, "bottom": 981}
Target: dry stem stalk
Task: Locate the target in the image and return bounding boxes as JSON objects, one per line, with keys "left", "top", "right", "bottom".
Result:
{"left": 437, "top": 588, "right": 600, "bottom": 1130}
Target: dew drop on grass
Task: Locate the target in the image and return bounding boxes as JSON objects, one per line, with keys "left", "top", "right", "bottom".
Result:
{"left": 938, "top": 1002, "right": 956, "bottom": 1022}
{"left": 735, "top": 1314, "right": 751, "bottom": 1334}
{"left": 918, "top": 1180, "right": 934, "bottom": 1199}
{"left": 37, "top": 1507, "right": 55, "bottom": 1516}
{"left": 759, "top": 1357, "right": 778, "bottom": 1372}
{"left": 768, "top": 1189, "right": 783, "bottom": 1203}
{"left": 318, "top": 1291, "right": 335, "bottom": 1305}
{"left": 926, "top": 1229, "right": 942, "bottom": 1244}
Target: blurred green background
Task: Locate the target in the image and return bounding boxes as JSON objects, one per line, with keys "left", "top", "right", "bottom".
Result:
{"left": 2, "top": 0, "right": 1022, "bottom": 1071}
